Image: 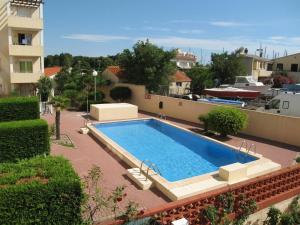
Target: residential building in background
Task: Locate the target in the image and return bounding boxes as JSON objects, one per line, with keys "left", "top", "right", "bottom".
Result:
{"left": 270, "top": 53, "right": 300, "bottom": 83}
{"left": 102, "top": 66, "right": 191, "bottom": 95}
{"left": 0, "top": 0, "right": 44, "bottom": 95}
{"left": 171, "top": 49, "right": 197, "bottom": 69}
{"left": 44, "top": 66, "right": 61, "bottom": 79}
{"left": 239, "top": 52, "right": 272, "bottom": 80}
{"left": 169, "top": 70, "right": 191, "bottom": 95}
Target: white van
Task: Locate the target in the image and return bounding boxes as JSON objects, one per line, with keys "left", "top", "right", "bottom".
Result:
{"left": 257, "top": 92, "right": 300, "bottom": 117}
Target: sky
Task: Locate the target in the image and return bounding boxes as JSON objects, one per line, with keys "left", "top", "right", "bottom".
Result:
{"left": 44, "top": 0, "right": 300, "bottom": 63}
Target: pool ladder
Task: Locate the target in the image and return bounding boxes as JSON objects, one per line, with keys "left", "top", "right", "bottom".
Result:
{"left": 157, "top": 112, "right": 167, "bottom": 120}
{"left": 139, "top": 159, "right": 161, "bottom": 181}
{"left": 238, "top": 140, "right": 257, "bottom": 155}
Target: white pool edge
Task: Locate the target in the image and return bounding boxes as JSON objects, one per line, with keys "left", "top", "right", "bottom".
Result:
{"left": 87, "top": 118, "right": 281, "bottom": 201}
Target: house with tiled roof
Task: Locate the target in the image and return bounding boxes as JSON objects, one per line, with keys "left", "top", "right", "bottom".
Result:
{"left": 44, "top": 66, "right": 62, "bottom": 79}
{"left": 103, "top": 65, "right": 191, "bottom": 95}
{"left": 169, "top": 70, "right": 191, "bottom": 95}
{"left": 102, "top": 66, "right": 126, "bottom": 83}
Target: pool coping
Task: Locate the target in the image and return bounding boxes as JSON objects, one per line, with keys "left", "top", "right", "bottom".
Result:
{"left": 87, "top": 117, "right": 280, "bottom": 201}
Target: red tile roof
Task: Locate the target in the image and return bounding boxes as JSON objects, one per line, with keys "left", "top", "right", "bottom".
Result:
{"left": 105, "top": 66, "right": 126, "bottom": 79}
{"left": 44, "top": 66, "right": 62, "bottom": 77}
{"left": 172, "top": 70, "right": 191, "bottom": 82}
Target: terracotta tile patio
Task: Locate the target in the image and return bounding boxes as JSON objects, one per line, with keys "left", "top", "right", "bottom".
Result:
{"left": 42, "top": 110, "right": 299, "bottom": 210}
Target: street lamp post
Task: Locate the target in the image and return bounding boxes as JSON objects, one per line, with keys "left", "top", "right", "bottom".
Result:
{"left": 92, "top": 70, "right": 98, "bottom": 101}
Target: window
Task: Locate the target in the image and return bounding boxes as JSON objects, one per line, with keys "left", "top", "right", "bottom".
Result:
{"left": 270, "top": 99, "right": 280, "bottom": 109}
{"left": 18, "top": 33, "right": 32, "bottom": 45}
{"left": 276, "top": 63, "right": 283, "bottom": 71}
{"left": 176, "top": 82, "right": 182, "bottom": 87}
{"left": 267, "top": 63, "right": 273, "bottom": 71}
{"left": 282, "top": 101, "right": 289, "bottom": 109}
{"left": 291, "top": 64, "right": 298, "bottom": 72}
{"left": 19, "top": 61, "right": 33, "bottom": 73}
{"left": 236, "top": 77, "right": 248, "bottom": 83}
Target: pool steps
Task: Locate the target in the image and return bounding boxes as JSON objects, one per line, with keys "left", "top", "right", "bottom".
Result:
{"left": 127, "top": 168, "right": 153, "bottom": 190}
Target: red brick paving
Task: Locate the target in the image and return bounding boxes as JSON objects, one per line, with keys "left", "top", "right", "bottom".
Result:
{"left": 42, "top": 110, "right": 299, "bottom": 210}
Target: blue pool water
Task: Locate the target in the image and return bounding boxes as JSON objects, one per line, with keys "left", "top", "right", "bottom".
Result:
{"left": 94, "top": 119, "right": 256, "bottom": 182}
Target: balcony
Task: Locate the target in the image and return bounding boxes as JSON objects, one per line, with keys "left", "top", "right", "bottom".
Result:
{"left": 8, "top": 15, "right": 43, "bottom": 30}
{"left": 9, "top": 45, "right": 43, "bottom": 57}
{"left": 10, "top": 72, "right": 41, "bottom": 83}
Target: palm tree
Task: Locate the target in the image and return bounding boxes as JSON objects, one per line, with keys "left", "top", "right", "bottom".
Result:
{"left": 37, "top": 76, "right": 53, "bottom": 102}
{"left": 50, "top": 96, "right": 69, "bottom": 140}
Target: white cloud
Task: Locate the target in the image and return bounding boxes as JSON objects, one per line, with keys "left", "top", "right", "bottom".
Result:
{"left": 210, "top": 21, "right": 250, "bottom": 27}
{"left": 62, "top": 34, "right": 130, "bottom": 42}
{"left": 143, "top": 26, "right": 171, "bottom": 32}
{"left": 270, "top": 36, "right": 286, "bottom": 40}
{"left": 178, "top": 29, "right": 204, "bottom": 34}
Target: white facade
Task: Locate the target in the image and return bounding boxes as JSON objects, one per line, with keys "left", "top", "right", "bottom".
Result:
{"left": 171, "top": 49, "right": 197, "bottom": 69}
{"left": 0, "top": 0, "right": 44, "bottom": 95}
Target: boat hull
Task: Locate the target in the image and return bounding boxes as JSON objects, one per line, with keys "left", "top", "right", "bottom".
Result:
{"left": 204, "top": 89, "right": 260, "bottom": 99}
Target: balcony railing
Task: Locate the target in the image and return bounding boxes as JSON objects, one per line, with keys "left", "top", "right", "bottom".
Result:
{"left": 10, "top": 72, "right": 41, "bottom": 83}
{"left": 8, "top": 15, "right": 43, "bottom": 30}
{"left": 9, "top": 45, "right": 43, "bottom": 57}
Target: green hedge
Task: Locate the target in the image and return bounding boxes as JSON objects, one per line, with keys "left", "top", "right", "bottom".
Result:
{"left": 0, "top": 96, "right": 39, "bottom": 122}
{"left": 0, "top": 119, "right": 49, "bottom": 163}
{"left": 0, "top": 156, "right": 83, "bottom": 225}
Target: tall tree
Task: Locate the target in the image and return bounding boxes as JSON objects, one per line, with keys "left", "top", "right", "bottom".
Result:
{"left": 118, "top": 40, "right": 176, "bottom": 92}
{"left": 211, "top": 51, "right": 246, "bottom": 84}
{"left": 186, "top": 64, "right": 213, "bottom": 94}
{"left": 50, "top": 96, "right": 69, "bottom": 140}
{"left": 37, "top": 76, "right": 53, "bottom": 101}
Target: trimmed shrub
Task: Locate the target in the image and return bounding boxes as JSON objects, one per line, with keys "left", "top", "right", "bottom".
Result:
{"left": 0, "top": 96, "right": 39, "bottom": 122}
{"left": 207, "top": 106, "right": 248, "bottom": 137}
{"left": 0, "top": 119, "right": 49, "bottom": 162}
{"left": 110, "top": 86, "right": 132, "bottom": 102}
{"left": 0, "top": 156, "right": 83, "bottom": 225}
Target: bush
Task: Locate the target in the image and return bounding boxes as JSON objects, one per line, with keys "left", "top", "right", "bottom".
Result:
{"left": 199, "top": 114, "right": 209, "bottom": 132}
{"left": 0, "top": 156, "right": 83, "bottom": 225}
{"left": 0, "top": 119, "right": 50, "bottom": 163}
{"left": 207, "top": 106, "right": 248, "bottom": 137}
{"left": 110, "top": 86, "right": 132, "bottom": 102}
{"left": 0, "top": 96, "right": 39, "bottom": 122}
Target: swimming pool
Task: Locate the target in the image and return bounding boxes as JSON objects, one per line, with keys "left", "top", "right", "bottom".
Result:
{"left": 93, "top": 119, "right": 256, "bottom": 182}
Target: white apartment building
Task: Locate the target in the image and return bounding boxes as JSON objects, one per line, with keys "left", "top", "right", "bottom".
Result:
{"left": 0, "top": 0, "right": 44, "bottom": 95}
{"left": 171, "top": 49, "right": 197, "bottom": 69}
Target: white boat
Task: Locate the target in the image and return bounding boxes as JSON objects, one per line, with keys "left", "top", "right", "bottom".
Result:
{"left": 233, "top": 76, "right": 272, "bottom": 95}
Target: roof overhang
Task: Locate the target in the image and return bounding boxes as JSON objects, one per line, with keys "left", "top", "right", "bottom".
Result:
{"left": 10, "top": 0, "right": 43, "bottom": 7}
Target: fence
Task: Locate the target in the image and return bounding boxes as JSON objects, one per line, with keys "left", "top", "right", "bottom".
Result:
{"left": 105, "top": 164, "right": 300, "bottom": 225}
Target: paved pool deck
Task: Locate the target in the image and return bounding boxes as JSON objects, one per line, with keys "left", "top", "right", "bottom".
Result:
{"left": 42, "top": 110, "right": 299, "bottom": 209}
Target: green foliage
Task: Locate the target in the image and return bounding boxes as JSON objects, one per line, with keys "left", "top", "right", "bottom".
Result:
{"left": 118, "top": 40, "right": 176, "bottom": 91}
{"left": 211, "top": 51, "right": 246, "bottom": 84}
{"left": 280, "top": 213, "right": 295, "bottom": 225}
{"left": 50, "top": 96, "right": 70, "bottom": 110}
{"left": 110, "top": 86, "right": 132, "bottom": 102}
{"left": 0, "top": 156, "right": 83, "bottom": 225}
{"left": 234, "top": 196, "right": 257, "bottom": 225}
{"left": 203, "top": 206, "right": 219, "bottom": 225}
{"left": 288, "top": 196, "right": 300, "bottom": 223}
{"left": 37, "top": 76, "right": 53, "bottom": 101}
{"left": 217, "top": 192, "right": 235, "bottom": 214}
{"left": 0, "top": 119, "right": 49, "bottom": 163}
{"left": 82, "top": 166, "right": 139, "bottom": 224}
{"left": 296, "top": 156, "right": 300, "bottom": 164}
{"left": 199, "top": 114, "right": 209, "bottom": 132}
{"left": 0, "top": 96, "right": 39, "bottom": 122}
{"left": 186, "top": 64, "right": 213, "bottom": 94}
{"left": 264, "top": 207, "right": 282, "bottom": 225}
{"left": 206, "top": 106, "right": 248, "bottom": 137}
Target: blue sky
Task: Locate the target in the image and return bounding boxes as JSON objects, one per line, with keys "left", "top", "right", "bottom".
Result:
{"left": 44, "top": 0, "right": 300, "bottom": 63}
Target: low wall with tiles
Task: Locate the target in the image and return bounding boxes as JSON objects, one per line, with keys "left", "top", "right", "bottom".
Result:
{"left": 102, "top": 84, "right": 300, "bottom": 147}
{"left": 104, "top": 164, "right": 300, "bottom": 225}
